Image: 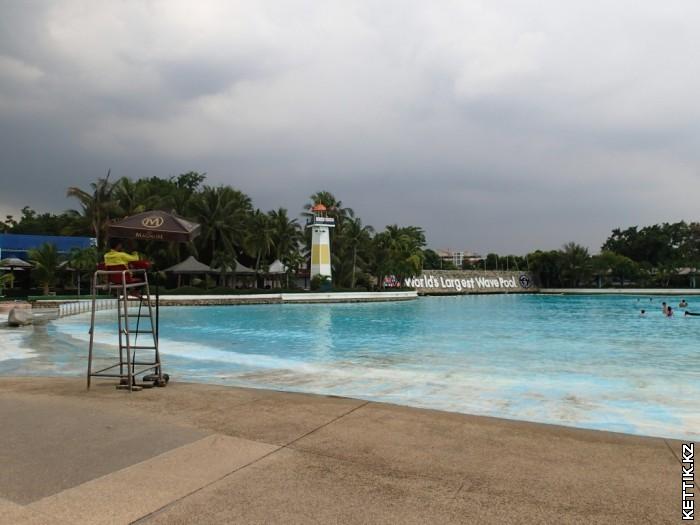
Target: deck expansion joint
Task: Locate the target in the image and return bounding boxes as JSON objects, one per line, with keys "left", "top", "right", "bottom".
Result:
{"left": 131, "top": 401, "right": 371, "bottom": 524}
{"left": 663, "top": 439, "right": 683, "bottom": 465}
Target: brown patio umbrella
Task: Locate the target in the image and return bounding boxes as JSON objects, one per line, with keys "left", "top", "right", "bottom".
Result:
{"left": 107, "top": 210, "right": 200, "bottom": 243}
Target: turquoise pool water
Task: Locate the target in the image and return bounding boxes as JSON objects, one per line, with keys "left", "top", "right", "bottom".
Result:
{"left": 2, "top": 295, "right": 699, "bottom": 439}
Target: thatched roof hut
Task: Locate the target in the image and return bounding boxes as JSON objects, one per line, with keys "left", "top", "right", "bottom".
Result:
{"left": 164, "top": 256, "right": 211, "bottom": 287}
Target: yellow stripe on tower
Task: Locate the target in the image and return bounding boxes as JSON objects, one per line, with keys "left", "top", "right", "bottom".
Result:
{"left": 320, "top": 244, "right": 330, "bottom": 264}
{"left": 311, "top": 245, "right": 321, "bottom": 264}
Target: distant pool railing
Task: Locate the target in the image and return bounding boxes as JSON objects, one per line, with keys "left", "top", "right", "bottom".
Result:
{"left": 33, "top": 298, "right": 132, "bottom": 318}
{"left": 29, "top": 291, "right": 418, "bottom": 318}
{"left": 59, "top": 299, "right": 115, "bottom": 317}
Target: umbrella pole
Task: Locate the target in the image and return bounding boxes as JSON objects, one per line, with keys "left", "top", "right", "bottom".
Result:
{"left": 149, "top": 267, "right": 161, "bottom": 378}
{"left": 156, "top": 272, "right": 159, "bottom": 350}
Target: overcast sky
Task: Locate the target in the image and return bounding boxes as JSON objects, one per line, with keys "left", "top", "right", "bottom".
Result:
{"left": 1, "top": 1, "right": 699, "bottom": 254}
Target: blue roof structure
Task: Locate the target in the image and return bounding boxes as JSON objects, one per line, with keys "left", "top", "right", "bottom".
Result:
{"left": 0, "top": 233, "right": 95, "bottom": 260}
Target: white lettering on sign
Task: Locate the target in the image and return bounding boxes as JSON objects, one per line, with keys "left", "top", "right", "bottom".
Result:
{"left": 404, "top": 274, "right": 527, "bottom": 291}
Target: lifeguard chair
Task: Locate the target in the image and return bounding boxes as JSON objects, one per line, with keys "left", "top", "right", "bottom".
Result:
{"left": 86, "top": 261, "right": 167, "bottom": 391}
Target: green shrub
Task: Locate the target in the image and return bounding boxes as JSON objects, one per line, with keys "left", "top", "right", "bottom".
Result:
{"left": 310, "top": 275, "right": 331, "bottom": 291}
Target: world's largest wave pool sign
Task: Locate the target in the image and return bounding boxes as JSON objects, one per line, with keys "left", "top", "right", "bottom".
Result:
{"left": 401, "top": 271, "right": 536, "bottom": 294}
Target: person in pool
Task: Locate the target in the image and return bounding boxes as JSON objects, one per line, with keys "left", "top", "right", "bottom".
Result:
{"left": 640, "top": 309, "right": 646, "bottom": 317}
{"left": 661, "top": 302, "right": 668, "bottom": 315}
{"left": 679, "top": 299, "right": 688, "bottom": 307}
{"left": 666, "top": 306, "right": 674, "bottom": 317}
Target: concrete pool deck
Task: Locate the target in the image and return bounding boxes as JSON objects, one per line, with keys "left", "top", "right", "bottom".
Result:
{"left": 0, "top": 377, "right": 683, "bottom": 524}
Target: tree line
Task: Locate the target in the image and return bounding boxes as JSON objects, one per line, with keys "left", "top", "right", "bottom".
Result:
{"left": 1, "top": 172, "right": 427, "bottom": 293}
{"left": 422, "top": 222, "right": 700, "bottom": 288}
{"left": 3, "top": 172, "right": 699, "bottom": 292}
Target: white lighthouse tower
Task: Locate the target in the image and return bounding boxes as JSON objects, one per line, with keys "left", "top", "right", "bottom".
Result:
{"left": 308, "top": 203, "right": 335, "bottom": 280}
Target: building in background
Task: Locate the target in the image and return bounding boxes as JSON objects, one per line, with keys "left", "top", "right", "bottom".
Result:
{"left": 0, "top": 233, "right": 95, "bottom": 261}
{"left": 435, "top": 249, "right": 482, "bottom": 268}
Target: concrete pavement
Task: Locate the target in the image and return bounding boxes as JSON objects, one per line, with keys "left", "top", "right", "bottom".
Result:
{"left": 0, "top": 377, "right": 684, "bottom": 524}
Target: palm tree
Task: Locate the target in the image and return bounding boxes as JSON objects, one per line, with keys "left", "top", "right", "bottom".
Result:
{"left": 244, "top": 210, "right": 276, "bottom": 276}
{"left": 29, "top": 243, "right": 61, "bottom": 295}
{"left": 114, "top": 177, "right": 148, "bottom": 216}
{"left": 268, "top": 208, "right": 303, "bottom": 289}
{"left": 68, "top": 246, "right": 98, "bottom": 295}
{"left": 66, "top": 171, "right": 121, "bottom": 250}
{"left": 190, "top": 186, "right": 252, "bottom": 264}
{"left": 211, "top": 249, "right": 238, "bottom": 288}
{"left": 343, "top": 217, "right": 374, "bottom": 288}
{"left": 559, "top": 242, "right": 591, "bottom": 287}
{"left": 281, "top": 250, "right": 305, "bottom": 289}
{"left": 0, "top": 272, "right": 13, "bottom": 295}
{"left": 148, "top": 172, "right": 206, "bottom": 217}
{"left": 268, "top": 208, "right": 302, "bottom": 261}
{"left": 372, "top": 225, "right": 426, "bottom": 287}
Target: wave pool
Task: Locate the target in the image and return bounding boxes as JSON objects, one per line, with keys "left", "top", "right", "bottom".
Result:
{"left": 2, "top": 294, "right": 699, "bottom": 439}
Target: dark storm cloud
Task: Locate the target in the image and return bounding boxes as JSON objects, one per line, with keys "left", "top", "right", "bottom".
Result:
{"left": 2, "top": 1, "right": 700, "bottom": 253}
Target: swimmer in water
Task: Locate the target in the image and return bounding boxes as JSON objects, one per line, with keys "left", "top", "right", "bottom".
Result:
{"left": 661, "top": 302, "right": 668, "bottom": 315}
{"left": 679, "top": 299, "right": 688, "bottom": 307}
{"left": 640, "top": 309, "right": 646, "bottom": 317}
{"left": 667, "top": 306, "right": 674, "bottom": 317}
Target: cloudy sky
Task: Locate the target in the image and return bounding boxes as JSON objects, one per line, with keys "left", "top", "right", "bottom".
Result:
{"left": 1, "top": 1, "right": 699, "bottom": 254}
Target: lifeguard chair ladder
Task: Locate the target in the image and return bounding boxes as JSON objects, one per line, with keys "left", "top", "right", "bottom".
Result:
{"left": 86, "top": 267, "right": 167, "bottom": 391}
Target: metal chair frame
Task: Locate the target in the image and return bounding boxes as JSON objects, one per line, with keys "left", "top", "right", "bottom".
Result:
{"left": 86, "top": 268, "right": 164, "bottom": 391}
